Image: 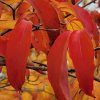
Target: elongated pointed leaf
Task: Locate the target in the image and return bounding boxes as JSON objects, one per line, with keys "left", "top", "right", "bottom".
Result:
{"left": 6, "top": 19, "right": 32, "bottom": 91}
{"left": 47, "top": 31, "right": 72, "bottom": 100}
{"left": 68, "top": 30, "right": 95, "bottom": 96}
{"left": 27, "top": 0, "right": 60, "bottom": 43}
{"left": 72, "top": 6, "right": 99, "bottom": 45}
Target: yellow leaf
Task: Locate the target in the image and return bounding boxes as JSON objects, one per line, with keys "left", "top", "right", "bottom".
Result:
{"left": 69, "top": 79, "right": 84, "bottom": 100}
{"left": 65, "top": 17, "right": 84, "bottom": 31}
{"left": 0, "top": 12, "right": 13, "bottom": 20}
{"left": 51, "top": 0, "right": 76, "bottom": 16}
{"left": 2, "top": 66, "right": 7, "bottom": 73}
{"left": 3, "top": 0, "right": 21, "bottom": 4}
{"left": 36, "top": 80, "right": 55, "bottom": 100}
{"left": 37, "top": 52, "right": 47, "bottom": 62}
{"left": 92, "top": 81, "right": 100, "bottom": 100}
{"left": 67, "top": 51, "right": 74, "bottom": 69}
{"left": 22, "top": 92, "right": 33, "bottom": 100}
{"left": 0, "top": 20, "right": 16, "bottom": 29}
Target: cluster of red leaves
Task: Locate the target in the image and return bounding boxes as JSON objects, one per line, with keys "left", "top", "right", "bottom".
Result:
{"left": 0, "top": 0, "right": 99, "bottom": 100}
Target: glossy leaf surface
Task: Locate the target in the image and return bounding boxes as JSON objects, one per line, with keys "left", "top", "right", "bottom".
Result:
{"left": 47, "top": 31, "right": 72, "bottom": 100}
{"left": 6, "top": 19, "right": 32, "bottom": 91}
{"left": 68, "top": 30, "right": 95, "bottom": 96}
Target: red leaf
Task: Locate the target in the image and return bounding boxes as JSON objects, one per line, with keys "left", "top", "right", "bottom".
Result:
{"left": 91, "top": 10, "right": 100, "bottom": 26}
{"left": 30, "top": 13, "right": 39, "bottom": 25}
{"left": 32, "top": 30, "right": 50, "bottom": 53}
{"left": 47, "top": 31, "right": 72, "bottom": 100}
{"left": 72, "top": 6, "right": 99, "bottom": 45}
{"left": 16, "top": 1, "right": 30, "bottom": 17}
{"left": 25, "top": 69, "right": 30, "bottom": 76}
{"left": 68, "top": 30, "right": 95, "bottom": 97}
{"left": 30, "top": 13, "right": 50, "bottom": 53}
{"left": 6, "top": 19, "right": 32, "bottom": 91}
{"left": 0, "top": 67, "right": 2, "bottom": 72}
{"left": 27, "top": 0, "right": 60, "bottom": 44}
{"left": 0, "top": 36, "right": 7, "bottom": 57}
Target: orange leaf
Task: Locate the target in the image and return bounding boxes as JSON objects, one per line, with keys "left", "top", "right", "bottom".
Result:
{"left": 0, "top": 20, "right": 16, "bottom": 30}
{"left": 0, "top": 5, "right": 3, "bottom": 18}
{"left": 92, "top": 81, "right": 100, "bottom": 100}
{"left": 68, "top": 30, "right": 95, "bottom": 97}
{"left": 3, "top": 0, "right": 21, "bottom": 4}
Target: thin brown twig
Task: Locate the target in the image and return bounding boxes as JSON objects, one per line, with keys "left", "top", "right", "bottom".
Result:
{"left": 94, "top": 47, "right": 100, "bottom": 51}
{"left": 0, "top": 57, "right": 100, "bottom": 82}
{"left": 39, "top": 28, "right": 59, "bottom": 31}
{"left": 15, "top": 0, "right": 24, "bottom": 10}
{"left": 75, "top": 0, "right": 83, "bottom": 5}
{"left": 0, "top": 84, "right": 10, "bottom": 88}
{"left": 0, "top": 0, "right": 13, "bottom": 10}
{"left": 82, "top": 0, "right": 97, "bottom": 8}
{"left": 27, "top": 66, "right": 47, "bottom": 71}
{"left": 0, "top": 29, "right": 12, "bottom": 36}
{"left": 0, "top": 0, "right": 15, "bottom": 19}
{"left": 68, "top": 73, "right": 100, "bottom": 82}
{"left": 32, "top": 61, "right": 47, "bottom": 67}
{"left": 0, "top": 0, "right": 24, "bottom": 20}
